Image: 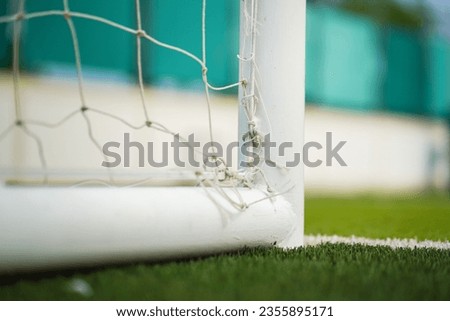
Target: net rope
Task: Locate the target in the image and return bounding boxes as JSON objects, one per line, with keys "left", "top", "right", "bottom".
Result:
{"left": 0, "top": 0, "right": 291, "bottom": 212}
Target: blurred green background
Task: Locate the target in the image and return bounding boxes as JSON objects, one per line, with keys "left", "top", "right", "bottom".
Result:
{"left": 1, "top": 0, "right": 449, "bottom": 118}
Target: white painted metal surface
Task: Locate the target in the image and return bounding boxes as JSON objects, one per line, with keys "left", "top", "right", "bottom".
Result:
{"left": 238, "top": 0, "right": 306, "bottom": 247}
{"left": 0, "top": 186, "right": 296, "bottom": 273}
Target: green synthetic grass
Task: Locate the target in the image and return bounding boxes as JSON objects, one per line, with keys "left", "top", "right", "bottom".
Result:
{"left": 0, "top": 195, "right": 449, "bottom": 300}
{"left": 0, "top": 245, "right": 449, "bottom": 300}
{"left": 306, "top": 194, "right": 450, "bottom": 241}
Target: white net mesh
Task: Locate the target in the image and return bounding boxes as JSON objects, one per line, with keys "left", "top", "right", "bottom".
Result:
{"left": 0, "top": 0, "right": 290, "bottom": 211}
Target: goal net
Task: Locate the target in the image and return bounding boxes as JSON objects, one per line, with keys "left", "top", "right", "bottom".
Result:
{"left": 0, "top": 0, "right": 305, "bottom": 272}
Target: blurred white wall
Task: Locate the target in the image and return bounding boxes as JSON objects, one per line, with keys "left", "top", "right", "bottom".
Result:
{"left": 305, "top": 105, "right": 450, "bottom": 194}
{"left": 1, "top": 74, "right": 448, "bottom": 193}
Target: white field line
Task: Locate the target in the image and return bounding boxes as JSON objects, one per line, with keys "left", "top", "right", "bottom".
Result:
{"left": 304, "top": 235, "right": 450, "bottom": 250}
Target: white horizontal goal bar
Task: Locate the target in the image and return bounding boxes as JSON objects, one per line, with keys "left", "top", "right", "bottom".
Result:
{"left": 0, "top": 186, "right": 296, "bottom": 273}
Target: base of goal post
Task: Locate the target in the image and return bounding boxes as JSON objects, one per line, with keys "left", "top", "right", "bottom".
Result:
{"left": 0, "top": 185, "right": 297, "bottom": 273}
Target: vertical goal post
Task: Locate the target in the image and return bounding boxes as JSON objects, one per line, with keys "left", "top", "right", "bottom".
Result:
{"left": 239, "top": 0, "right": 305, "bottom": 248}
{"left": 0, "top": 0, "right": 305, "bottom": 273}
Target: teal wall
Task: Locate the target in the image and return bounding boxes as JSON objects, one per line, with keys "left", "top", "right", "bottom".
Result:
{"left": 21, "top": 0, "right": 134, "bottom": 79}
{"left": 0, "top": 0, "right": 239, "bottom": 87}
{"left": 143, "top": 0, "right": 239, "bottom": 89}
{"left": 306, "top": 7, "right": 382, "bottom": 111}
{"left": 0, "top": 2, "right": 9, "bottom": 67}
{"left": 425, "top": 34, "right": 450, "bottom": 118}
{"left": 305, "top": 4, "right": 450, "bottom": 119}
{"left": 305, "top": 6, "right": 323, "bottom": 103}
{"left": 384, "top": 28, "right": 425, "bottom": 115}
{"left": 0, "top": 1, "right": 449, "bottom": 118}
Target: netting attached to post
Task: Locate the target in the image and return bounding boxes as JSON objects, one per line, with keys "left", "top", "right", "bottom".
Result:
{"left": 0, "top": 0, "right": 299, "bottom": 213}
{"left": 0, "top": 1, "right": 304, "bottom": 271}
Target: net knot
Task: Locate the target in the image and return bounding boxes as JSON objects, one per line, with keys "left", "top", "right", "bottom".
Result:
{"left": 80, "top": 106, "right": 88, "bottom": 113}
{"left": 145, "top": 121, "right": 152, "bottom": 128}
{"left": 136, "top": 29, "right": 146, "bottom": 37}
{"left": 247, "top": 120, "right": 258, "bottom": 139}
{"left": 15, "top": 13, "right": 25, "bottom": 21}
{"left": 237, "top": 53, "right": 254, "bottom": 62}
{"left": 63, "top": 11, "right": 71, "bottom": 19}
{"left": 15, "top": 120, "right": 23, "bottom": 127}
{"left": 194, "top": 171, "right": 205, "bottom": 181}
{"left": 240, "top": 203, "right": 249, "bottom": 211}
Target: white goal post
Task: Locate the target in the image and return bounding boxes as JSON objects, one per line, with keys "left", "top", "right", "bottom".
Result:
{"left": 0, "top": 0, "right": 305, "bottom": 273}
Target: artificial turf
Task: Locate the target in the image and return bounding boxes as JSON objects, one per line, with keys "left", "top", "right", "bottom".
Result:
{"left": 0, "top": 244, "right": 449, "bottom": 300}
{"left": 0, "top": 195, "right": 449, "bottom": 300}
{"left": 306, "top": 194, "right": 450, "bottom": 241}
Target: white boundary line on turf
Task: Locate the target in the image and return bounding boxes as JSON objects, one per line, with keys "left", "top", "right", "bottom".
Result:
{"left": 304, "top": 235, "right": 450, "bottom": 250}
